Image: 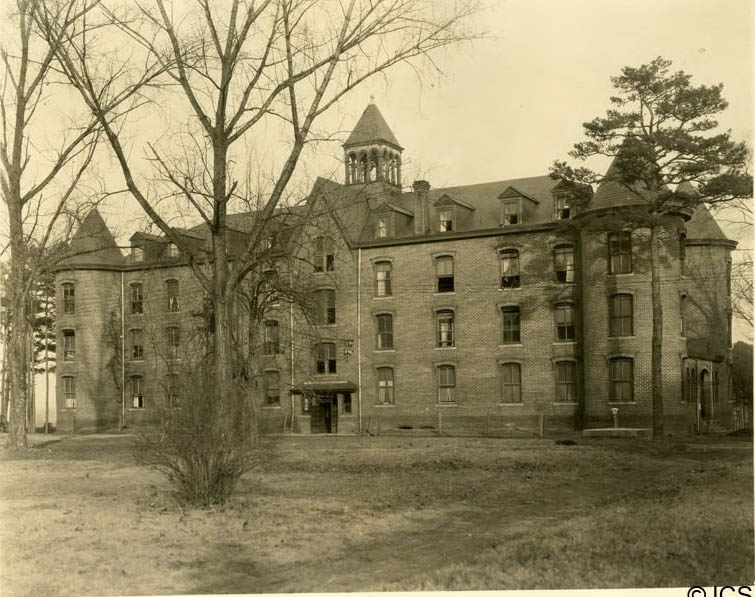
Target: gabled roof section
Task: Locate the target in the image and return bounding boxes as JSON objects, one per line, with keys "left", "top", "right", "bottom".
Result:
{"left": 434, "top": 194, "right": 476, "bottom": 211}
{"left": 498, "top": 186, "right": 540, "bottom": 204}
{"left": 343, "top": 102, "right": 402, "bottom": 150}
{"left": 374, "top": 201, "right": 413, "bottom": 217}
{"left": 62, "top": 208, "right": 124, "bottom": 266}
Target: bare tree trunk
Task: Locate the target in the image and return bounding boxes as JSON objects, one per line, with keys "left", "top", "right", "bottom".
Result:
{"left": 9, "top": 219, "right": 29, "bottom": 447}
{"left": 650, "top": 225, "right": 665, "bottom": 438}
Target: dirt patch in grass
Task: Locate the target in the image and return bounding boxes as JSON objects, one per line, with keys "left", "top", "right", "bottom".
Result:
{"left": 0, "top": 433, "right": 752, "bottom": 595}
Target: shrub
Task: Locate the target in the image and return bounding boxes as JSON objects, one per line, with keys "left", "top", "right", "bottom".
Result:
{"left": 137, "top": 363, "right": 261, "bottom": 507}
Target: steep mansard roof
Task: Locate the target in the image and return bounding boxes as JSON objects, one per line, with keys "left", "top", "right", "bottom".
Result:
{"left": 343, "top": 102, "right": 402, "bottom": 150}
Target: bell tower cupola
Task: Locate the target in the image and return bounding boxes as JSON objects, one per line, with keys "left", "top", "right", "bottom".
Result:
{"left": 343, "top": 98, "right": 403, "bottom": 186}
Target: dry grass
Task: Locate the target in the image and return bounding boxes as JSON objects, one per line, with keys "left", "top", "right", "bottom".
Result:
{"left": 0, "top": 433, "right": 752, "bottom": 595}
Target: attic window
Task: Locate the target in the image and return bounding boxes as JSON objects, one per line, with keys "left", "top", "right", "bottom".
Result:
{"left": 132, "top": 245, "right": 144, "bottom": 262}
{"left": 167, "top": 243, "right": 179, "bottom": 258}
{"left": 376, "top": 215, "right": 392, "bottom": 239}
{"left": 439, "top": 208, "right": 454, "bottom": 232}
{"left": 554, "top": 194, "right": 571, "bottom": 220}
{"left": 501, "top": 199, "right": 521, "bottom": 226}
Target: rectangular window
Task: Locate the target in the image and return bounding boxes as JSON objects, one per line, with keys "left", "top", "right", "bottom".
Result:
{"left": 439, "top": 208, "right": 453, "bottom": 232}
{"left": 315, "top": 343, "right": 336, "bottom": 374}
{"left": 63, "top": 376, "right": 76, "bottom": 408}
{"left": 375, "top": 262, "right": 392, "bottom": 296}
{"left": 316, "top": 289, "right": 336, "bottom": 324}
{"left": 609, "top": 294, "right": 633, "bottom": 337}
{"left": 500, "top": 250, "right": 520, "bottom": 289}
{"left": 501, "top": 200, "right": 521, "bottom": 225}
{"left": 610, "top": 358, "right": 634, "bottom": 402}
{"left": 436, "top": 256, "right": 454, "bottom": 293}
{"left": 376, "top": 314, "right": 393, "bottom": 349}
{"left": 166, "top": 280, "right": 179, "bottom": 312}
{"left": 343, "top": 394, "right": 353, "bottom": 414}
{"left": 130, "top": 329, "right": 144, "bottom": 360}
{"left": 264, "top": 320, "right": 281, "bottom": 355}
{"left": 555, "top": 304, "right": 575, "bottom": 341}
{"left": 608, "top": 232, "right": 632, "bottom": 274}
{"left": 264, "top": 371, "right": 280, "bottom": 406}
{"left": 132, "top": 245, "right": 144, "bottom": 262}
{"left": 376, "top": 215, "right": 391, "bottom": 239}
{"left": 166, "top": 326, "right": 180, "bottom": 359}
{"left": 500, "top": 363, "right": 521, "bottom": 403}
{"left": 167, "top": 374, "right": 180, "bottom": 407}
{"left": 63, "top": 330, "right": 75, "bottom": 360}
{"left": 554, "top": 246, "right": 575, "bottom": 283}
{"left": 131, "top": 375, "right": 145, "bottom": 408}
{"left": 131, "top": 283, "right": 143, "bottom": 314}
{"left": 554, "top": 195, "right": 571, "bottom": 220}
{"left": 555, "top": 362, "right": 576, "bottom": 402}
{"left": 167, "top": 243, "right": 179, "bottom": 258}
{"left": 437, "top": 310, "right": 455, "bottom": 347}
{"left": 377, "top": 367, "right": 394, "bottom": 404}
{"left": 63, "top": 283, "right": 75, "bottom": 314}
{"left": 501, "top": 307, "right": 521, "bottom": 344}
{"left": 437, "top": 365, "right": 456, "bottom": 403}
{"left": 314, "top": 237, "right": 335, "bottom": 273}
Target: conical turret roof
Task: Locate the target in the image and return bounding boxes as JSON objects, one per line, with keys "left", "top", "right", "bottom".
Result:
{"left": 62, "top": 208, "right": 124, "bottom": 266}
{"left": 344, "top": 102, "right": 402, "bottom": 150}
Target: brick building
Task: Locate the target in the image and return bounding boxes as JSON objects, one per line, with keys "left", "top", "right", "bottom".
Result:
{"left": 55, "top": 102, "right": 736, "bottom": 435}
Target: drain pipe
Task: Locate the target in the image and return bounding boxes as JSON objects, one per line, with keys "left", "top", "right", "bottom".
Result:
{"left": 289, "top": 270, "right": 295, "bottom": 432}
{"left": 120, "top": 271, "right": 126, "bottom": 430}
{"left": 357, "top": 247, "right": 362, "bottom": 433}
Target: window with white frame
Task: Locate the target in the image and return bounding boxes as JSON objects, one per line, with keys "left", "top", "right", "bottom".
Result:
{"left": 439, "top": 208, "right": 453, "bottom": 232}
{"left": 609, "top": 357, "right": 633, "bottom": 402}
{"left": 554, "top": 194, "right": 571, "bottom": 220}
{"left": 501, "top": 200, "right": 521, "bottom": 225}
{"left": 130, "top": 329, "right": 144, "bottom": 360}
{"left": 167, "top": 242, "right": 179, "bottom": 258}
{"left": 501, "top": 307, "right": 521, "bottom": 344}
{"left": 315, "top": 342, "right": 336, "bottom": 374}
{"left": 63, "top": 283, "right": 75, "bottom": 314}
{"left": 376, "top": 215, "right": 391, "bottom": 239}
{"left": 131, "top": 375, "right": 145, "bottom": 408}
{"left": 555, "top": 303, "right": 576, "bottom": 341}
{"left": 166, "top": 279, "right": 179, "bottom": 312}
{"left": 376, "top": 314, "right": 393, "bottom": 349}
{"left": 500, "top": 250, "right": 520, "bottom": 289}
{"left": 608, "top": 232, "right": 632, "bottom": 274}
{"left": 63, "top": 376, "right": 76, "bottom": 408}
{"left": 609, "top": 294, "right": 633, "bottom": 337}
{"left": 435, "top": 256, "right": 454, "bottom": 293}
{"left": 63, "top": 330, "right": 75, "bottom": 360}
{"left": 130, "top": 283, "right": 144, "bottom": 314}
{"left": 314, "top": 237, "right": 335, "bottom": 272}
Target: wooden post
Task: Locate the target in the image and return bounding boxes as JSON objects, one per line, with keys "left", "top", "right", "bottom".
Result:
{"left": 538, "top": 413, "right": 544, "bottom": 438}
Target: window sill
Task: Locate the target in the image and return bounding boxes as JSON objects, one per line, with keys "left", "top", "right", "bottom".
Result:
{"left": 373, "top": 295, "right": 394, "bottom": 300}
{"left": 128, "top": 408, "right": 147, "bottom": 412}
{"left": 553, "top": 402, "right": 578, "bottom": 406}
{"left": 433, "top": 291, "right": 456, "bottom": 296}
{"left": 608, "top": 335, "right": 636, "bottom": 340}
{"left": 607, "top": 401, "right": 636, "bottom": 405}
{"left": 607, "top": 272, "right": 634, "bottom": 277}
{"left": 434, "top": 346, "right": 457, "bottom": 350}
{"left": 262, "top": 405, "right": 282, "bottom": 410}
{"left": 374, "top": 404, "right": 396, "bottom": 408}
{"left": 498, "top": 344, "right": 523, "bottom": 348}
{"left": 313, "top": 270, "right": 335, "bottom": 276}
{"left": 314, "top": 323, "right": 337, "bottom": 328}
{"left": 553, "top": 341, "right": 577, "bottom": 346}
{"left": 374, "top": 349, "right": 396, "bottom": 353}
{"left": 498, "top": 402, "right": 523, "bottom": 406}
{"left": 435, "top": 403, "right": 458, "bottom": 408}
{"left": 498, "top": 287, "right": 522, "bottom": 291}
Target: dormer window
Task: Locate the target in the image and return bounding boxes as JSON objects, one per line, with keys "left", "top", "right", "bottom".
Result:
{"left": 439, "top": 208, "right": 453, "bottom": 232}
{"left": 132, "top": 245, "right": 144, "bottom": 262}
{"left": 501, "top": 200, "right": 521, "bottom": 226}
{"left": 167, "top": 242, "right": 179, "bottom": 258}
{"left": 376, "top": 215, "right": 391, "bottom": 239}
{"left": 554, "top": 194, "right": 571, "bottom": 220}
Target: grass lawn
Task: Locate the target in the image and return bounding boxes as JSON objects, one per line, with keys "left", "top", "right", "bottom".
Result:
{"left": 0, "top": 432, "right": 752, "bottom": 595}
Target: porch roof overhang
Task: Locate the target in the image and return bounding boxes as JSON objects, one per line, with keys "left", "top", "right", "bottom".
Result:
{"left": 292, "top": 380, "right": 358, "bottom": 393}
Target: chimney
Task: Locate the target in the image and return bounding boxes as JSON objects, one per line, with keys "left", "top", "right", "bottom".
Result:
{"left": 413, "top": 180, "right": 430, "bottom": 234}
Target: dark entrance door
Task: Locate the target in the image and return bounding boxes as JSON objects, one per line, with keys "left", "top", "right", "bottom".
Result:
{"left": 309, "top": 392, "right": 338, "bottom": 434}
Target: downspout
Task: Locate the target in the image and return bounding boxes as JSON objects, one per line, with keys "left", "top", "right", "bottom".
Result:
{"left": 289, "top": 270, "right": 295, "bottom": 432}
{"left": 120, "top": 271, "right": 125, "bottom": 431}
{"left": 357, "top": 247, "right": 362, "bottom": 433}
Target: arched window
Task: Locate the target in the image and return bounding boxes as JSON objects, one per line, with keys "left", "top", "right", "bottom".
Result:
{"left": 166, "top": 279, "right": 179, "bottom": 312}
{"left": 315, "top": 342, "right": 336, "bottom": 374}
{"left": 609, "top": 357, "right": 633, "bottom": 402}
{"left": 377, "top": 367, "right": 394, "bottom": 404}
{"left": 554, "top": 246, "right": 574, "bottom": 283}
{"left": 608, "top": 232, "right": 632, "bottom": 274}
{"left": 313, "top": 237, "right": 335, "bottom": 272}
{"left": 437, "top": 310, "right": 455, "bottom": 347}
{"left": 435, "top": 256, "right": 454, "bottom": 292}
{"left": 62, "top": 282, "right": 75, "bottom": 314}
{"left": 167, "top": 242, "right": 179, "bottom": 258}
{"left": 263, "top": 320, "right": 280, "bottom": 355}
{"left": 500, "top": 250, "right": 520, "bottom": 288}
{"left": 376, "top": 314, "right": 393, "bottom": 349}
{"left": 609, "top": 294, "right": 633, "bottom": 337}
{"left": 437, "top": 365, "right": 456, "bottom": 403}
{"left": 500, "top": 363, "right": 521, "bottom": 403}
{"left": 555, "top": 303, "right": 575, "bottom": 341}
{"left": 375, "top": 261, "right": 392, "bottom": 296}
{"left": 555, "top": 362, "right": 576, "bottom": 402}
